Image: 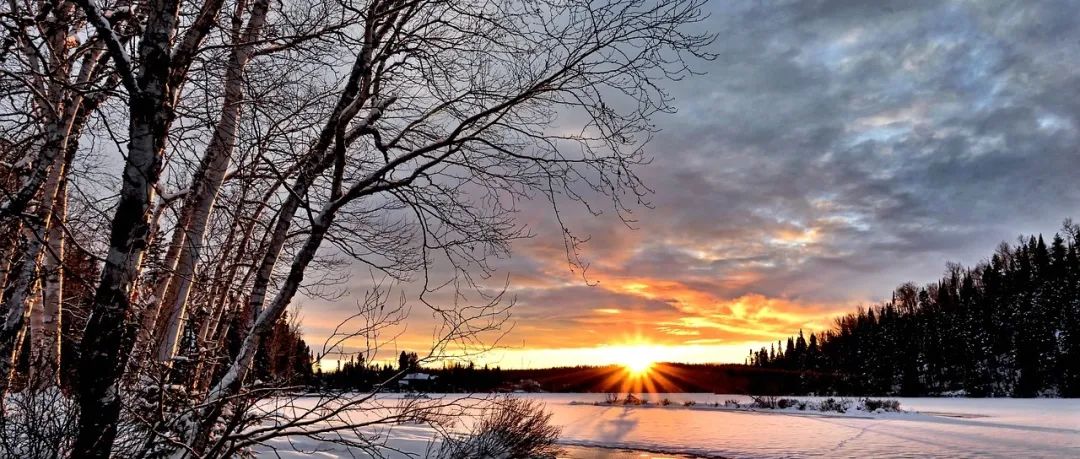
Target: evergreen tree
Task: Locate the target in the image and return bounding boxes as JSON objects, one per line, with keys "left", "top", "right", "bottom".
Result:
{"left": 751, "top": 223, "right": 1080, "bottom": 397}
{"left": 398, "top": 351, "right": 419, "bottom": 372}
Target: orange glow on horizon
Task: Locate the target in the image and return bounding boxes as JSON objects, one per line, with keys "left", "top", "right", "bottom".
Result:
{"left": 301, "top": 265, "right": 854, "bottom": 370}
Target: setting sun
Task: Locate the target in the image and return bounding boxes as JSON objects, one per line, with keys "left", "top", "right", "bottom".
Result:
{"left": 606, "top": 343, "right": 662, "bottom": 377}
{"left": 622, "top": 359, "right": 654, "bottom": 376}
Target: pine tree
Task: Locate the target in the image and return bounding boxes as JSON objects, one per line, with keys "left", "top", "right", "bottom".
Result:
{"left": 749, "top": 225, "right": 1079, "bottom": 397}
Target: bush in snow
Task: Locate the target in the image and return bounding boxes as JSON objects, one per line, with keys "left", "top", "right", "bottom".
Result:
{"left": 860, "top": 398, "right": 902, "bottom": 412}
{"left": 818, "top": 397, "right": 852, "bottom": 413}
{"left": 436, "top": 398, "right": 561, "bottom": 459}
{"left": 776, "top": 398, "right": 802, "bottom": 409}
{"left": 749, "top": 395, "right": 775, "bottom": 408}
{"left": 745, "top": 396, "right": 882, "bottom": 413}
{"left": 750, "top": 395, "right": 802, "bottom": 409}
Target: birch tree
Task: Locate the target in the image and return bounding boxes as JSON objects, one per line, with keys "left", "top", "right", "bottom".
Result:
{"left": 0, "top": 0, "right": 712, "bottom": 457}
{"left": 168, "top": 0, "right": 712, "bottom": 455}
{"left": 142, "top": 0, "right": 272, "bottom": 366}
{"left": 70, "top": 0, "right": 226, "bottom": 454}
{"left": 0, "top": 0, "right": 127, "bottom": 392}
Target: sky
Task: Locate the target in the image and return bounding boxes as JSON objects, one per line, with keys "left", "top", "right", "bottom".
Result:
{"left": 303, "top": 0, "right": 1080, "bottom": 369}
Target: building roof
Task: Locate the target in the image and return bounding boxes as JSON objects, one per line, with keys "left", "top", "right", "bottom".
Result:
{"left": 402, "top": 372, "right": 435, "bottom": 381}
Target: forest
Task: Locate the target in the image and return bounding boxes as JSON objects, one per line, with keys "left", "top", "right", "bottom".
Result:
{"left": 751, "top": 222, "right": 1080, "bottom": 397}
{"left": 314, "top": 358, "right": 834, "bottom": 395}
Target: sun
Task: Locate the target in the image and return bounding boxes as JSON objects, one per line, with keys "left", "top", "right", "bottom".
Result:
{"left": 607, "top": 344, "right": 660, "bottom": 377}
{"left": 622, "top": 359, "right": 654, "bottom": 377}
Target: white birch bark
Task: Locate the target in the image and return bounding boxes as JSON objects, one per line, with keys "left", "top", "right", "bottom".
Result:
{"left": 155, "top": 0, "right": 271, "bottom": 363}
{"left": 71, "top": 0, "right": 226, "bottom": 455}
{"left": 29, "top": 178, "right": 66, "bottom": 386}
{"left": 0, "top": 140, "right": 69, "bottom": 391}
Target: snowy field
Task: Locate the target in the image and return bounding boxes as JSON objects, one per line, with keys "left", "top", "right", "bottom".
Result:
{"left": 257, "top": 393, "right": 1080, "bottom": 458}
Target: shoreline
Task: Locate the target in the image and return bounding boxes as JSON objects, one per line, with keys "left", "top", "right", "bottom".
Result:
{"left": 559, "top": 443, "right": 715, "bottom": 459}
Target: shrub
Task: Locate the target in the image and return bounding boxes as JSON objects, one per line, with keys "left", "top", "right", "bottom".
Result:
{"left": 660, "top": 398, "right": 672, "bottom": 406}
{"left": 683, "top": 400, "right": 696, "bottom": 407}
{"left": 723, "top": 399, "right": 741, "bottom": 408}
{"left": 775, "top": 398, "right": 800, "bottom": 409}
{"left": 751, "top": 395, "right": 802, "bottom": 409}
{"left": 749, "top": 395, "right": 777, "bottom": 408}
{"left": 436, "top": 398, "right": 561, "bottom": 459}
{"left": 818, "top": 397, "right": 852, "bottom": 413}
{"left": 861, "top": 398, "right": 902, "bottom": 412}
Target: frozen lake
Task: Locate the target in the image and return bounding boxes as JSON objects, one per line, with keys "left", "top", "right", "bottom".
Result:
{"left": 541, "top": 393, "right": 1080, "bottom": 458}
{"left": 258, "top": 393, "right": 1080, "bottom": 458}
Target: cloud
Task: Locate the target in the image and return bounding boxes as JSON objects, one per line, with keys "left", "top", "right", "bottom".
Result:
{"left": 303, "top": 1, "right": 1080, "bottom": 365}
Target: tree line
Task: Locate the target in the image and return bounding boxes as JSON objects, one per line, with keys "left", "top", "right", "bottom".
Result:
{"left": 750, "top": 221, "right": 1080, "bottom": 397}
{"left": 316, "top": 353, "right": 510, "bottom": 392}
{"left": 315, "top": 359, "right": 838, "bottom": 394}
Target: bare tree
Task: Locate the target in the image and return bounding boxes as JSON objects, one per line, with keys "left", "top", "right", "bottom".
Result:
{"left": 0, "top": 0, "right": 712, "bottom": 457}
{"left": 148, "top": 0, "right": 272, "bottom": 364}
{"left": 169, "top": 0, "right": 711, "bottom": 455}
{"left": 0, "top": 0, "right": 127, "bottom": 392}
{"left": 70, "top": 0, "right": 227, "bottom": 454}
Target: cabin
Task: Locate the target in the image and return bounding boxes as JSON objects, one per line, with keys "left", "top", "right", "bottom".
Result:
{"left": 397, "top": 372, "right": 437, "bottom": 392}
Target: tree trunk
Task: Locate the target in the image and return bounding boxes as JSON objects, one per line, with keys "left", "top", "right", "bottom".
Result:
{"left": 72, "top": 92, "right": 166, "bottom": 458}
{"left": 0, "top": 143, "right": 68, "bottom": 391}
{"left": 72, "top": 0, "right": 183, "bottom": 451}
{"left": 30, "top": 178, "right": 66, "bottom": 387}
{"left": 176, "top": 28, "right": 384, "bottom": 451}
{"left": 1, "top": 6, "right": 114, "bottom": 391}
{"left": 0, "top": 235, "right": 15, "bottom": 296}
{"left": 136, "top": 204, "right": 188, "bottom": 355}
{"left": 0, "top": 0, "right": 81, "bottom": 218}
{"left": 0, "top": 0, "right": 83, "bottom": 391}
{"left": 72, "top": 0, "right": 232, "bottom": 451}
{"left": 155, "top": 0, "right": 270, "bottom": 363}
{"left": 178, "top": 209, "right": 335, "bottom": 458}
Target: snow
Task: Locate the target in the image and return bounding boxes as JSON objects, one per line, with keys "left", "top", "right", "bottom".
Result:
{"left": 401, "top": 372, "right": 436, "bottom": 381}
{"left": 254, "top": 393, "right": 1080, "bottom": 458}
{"left": 544, "top": 394, "right": 1080, "bottom": 458}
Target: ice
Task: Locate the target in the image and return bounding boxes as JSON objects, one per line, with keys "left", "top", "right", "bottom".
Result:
{"left": 542, "top": 394, "right": 1080, "bottom": 458}
{"left": 254, "top": 393, "right": 1080, "bottom": 458}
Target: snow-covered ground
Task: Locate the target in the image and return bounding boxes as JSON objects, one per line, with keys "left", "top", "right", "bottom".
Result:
{"left": 257, "top": 393, "right": 1080, "bottom": 458}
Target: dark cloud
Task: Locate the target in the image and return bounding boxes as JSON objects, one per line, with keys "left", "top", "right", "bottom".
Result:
{"left": 608, "top": 0, "right": 1080, "bottom": 300}
{"left": 311, "top": 1, "right": 1080, "bottom": 362}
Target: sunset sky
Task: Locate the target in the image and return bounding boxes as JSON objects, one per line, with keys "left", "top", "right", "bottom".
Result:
{"left": 303, "top": 1, "right": 1080, "bottom": 369}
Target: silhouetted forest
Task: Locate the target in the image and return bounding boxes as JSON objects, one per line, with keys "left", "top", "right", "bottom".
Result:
{"left": 751, "top": 222, "right": 1080, "bottom": 397}
{"left": 249, "top": 313, "right": 316, "bottom": 385}
{"left": 314, "top": 360, "right": 838, "bottom": 394}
